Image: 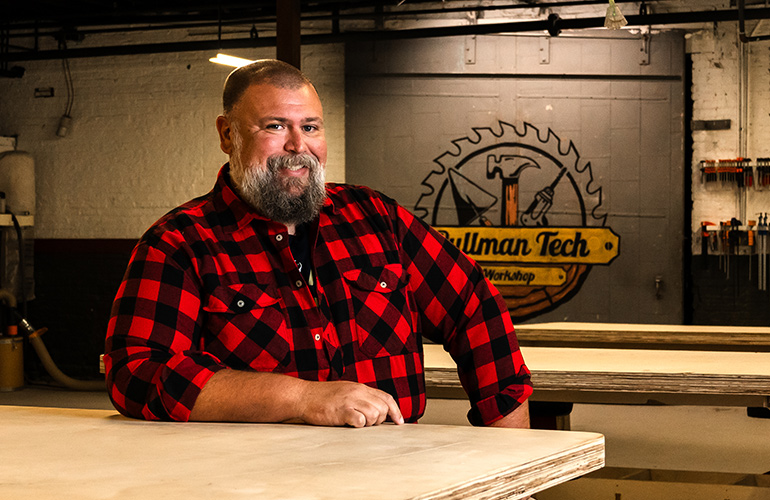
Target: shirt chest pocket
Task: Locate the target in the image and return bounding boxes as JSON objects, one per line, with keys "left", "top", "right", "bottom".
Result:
{"left": 202, "top": 283, "right": 290, "bottom": 371}
{"left": 343, "top": 264, "right": 417, "bottom": 358}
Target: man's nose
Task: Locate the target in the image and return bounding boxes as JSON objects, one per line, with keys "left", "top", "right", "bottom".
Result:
{"left": 284, "top": 127, "right": 307, "bottom": 153}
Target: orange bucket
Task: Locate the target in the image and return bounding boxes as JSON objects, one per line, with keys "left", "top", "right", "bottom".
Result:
{"left": 0, "top": 336, "right": 24, "bottom": 391}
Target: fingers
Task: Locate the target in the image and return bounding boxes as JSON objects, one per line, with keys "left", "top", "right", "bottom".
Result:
{"left": 371, "top": 391, "right": 403, "bottom": 425}
{"left": 359, "top": 386, "right": 403, "bottom": 427}
{"left": 300, "top": 381, "right": 404, "bottom": 427}
{"left": 343, "top": 388, "right": 402, "bottom": 428}
{"left": 344, "top": 411, "right": 367, "bottom": 428}
{"left": 385, "top": 393, "right": 404, "bottom": 425}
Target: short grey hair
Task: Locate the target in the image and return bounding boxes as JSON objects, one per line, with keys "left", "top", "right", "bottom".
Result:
{"left": 222, "top": 59, "right": 314, "bottom": 116}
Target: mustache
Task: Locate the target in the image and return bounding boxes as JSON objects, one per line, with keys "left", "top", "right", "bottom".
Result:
{"left": 266, "top": 153, "right": 321, "bottom": 171}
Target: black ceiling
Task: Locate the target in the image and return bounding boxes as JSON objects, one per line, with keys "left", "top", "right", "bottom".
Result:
{"left": 4, "top": 0, "right": 546, "bottom": 31}
{"left": 5, "top": 1, "right": 395, "bottom": 28}
{"left": 0, "top": 0, "right": 603, "bottom": 62}
{"left": 3, "top": 1, "right": 770, "bottom": 63}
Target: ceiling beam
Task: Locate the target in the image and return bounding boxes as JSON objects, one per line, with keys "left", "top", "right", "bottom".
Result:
{"left": 276, "top": 0, "right": 302, "bottom": 69}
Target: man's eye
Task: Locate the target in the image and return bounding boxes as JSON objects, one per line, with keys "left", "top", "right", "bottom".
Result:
{"left": 266, "top": 124, "right": 284, "bottom": 130}
{"left": 303, "top": 125, "right": 317, "bottom": 132}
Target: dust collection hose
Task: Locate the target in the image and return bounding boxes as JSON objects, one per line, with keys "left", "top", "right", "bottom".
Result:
{"left": 0, "top": 289, "right": 105, "bottom": 391}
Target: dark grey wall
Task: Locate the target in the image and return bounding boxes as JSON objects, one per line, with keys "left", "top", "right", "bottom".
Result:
{"left": 345, "top": 32, "right": 685, "bottom": 324}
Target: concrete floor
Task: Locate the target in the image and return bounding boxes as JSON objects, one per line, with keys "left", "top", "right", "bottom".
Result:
{"left": 571, "top": 404, "right": 770, "bottom": 475}
{"left": 0, "top": 385, "right": 113, "bottom": 411}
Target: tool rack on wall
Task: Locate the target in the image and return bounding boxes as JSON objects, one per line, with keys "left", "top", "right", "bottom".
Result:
{"left": 699, "top": 158, "right": 770, "bottom": 188}
{"left": 698, "top": 158, "right": 770, "bottom": 291}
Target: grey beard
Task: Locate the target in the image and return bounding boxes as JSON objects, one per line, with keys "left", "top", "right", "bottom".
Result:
{"left": 231, "top": 153, "right": 327, "bottom": 226}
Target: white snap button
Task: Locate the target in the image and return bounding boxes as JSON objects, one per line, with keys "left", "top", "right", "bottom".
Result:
{"left": 296, "top": 280, "right": 303, "bottom": 288}
{"left": 314, "top": 334, "right": 321, "bottom": 341}
{"left": 380, "top": 281, "right": 387, "bottom": 288}
{"left": 275, "top": 234, "right": 283, "bottom": 242}
{"left": 236, "top": 300, "right": 245, "bottom": 308}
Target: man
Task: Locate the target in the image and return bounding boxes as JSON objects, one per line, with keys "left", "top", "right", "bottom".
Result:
{"left": 104, "top": 59, "right": 532, "bottom": 428}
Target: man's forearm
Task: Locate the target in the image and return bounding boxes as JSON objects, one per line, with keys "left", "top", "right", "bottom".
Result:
{"left": 189, "top": 369, "right": 306, "bottom": 423}
{"left": 189, "top": 369, "right": 404, "bottom": 427}
{"left": 489, "top": 400, "right": 530, "bottom": 428}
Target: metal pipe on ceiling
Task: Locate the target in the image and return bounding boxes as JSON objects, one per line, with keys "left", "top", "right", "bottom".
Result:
{"left": 4, "top": 0, "right": 646, "bottom": 32}
{"left": 3, "top": 7, "right": 770, "bottom": 63}
{"left": 3, "top": 0, "right": 649, "bottom": 37}
{"left": 739, "top": 0, "right": 770, "bottom": 41}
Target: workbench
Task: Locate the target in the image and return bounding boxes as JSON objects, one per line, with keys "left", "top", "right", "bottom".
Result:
{"left": 425, "top": 344, "right": 770, "bottom": 407}
{"left": 514, "top": 322, "right": 770, "bottom": 351}
{"left": 0, "top": 405, "right": 604, "bottom": 500}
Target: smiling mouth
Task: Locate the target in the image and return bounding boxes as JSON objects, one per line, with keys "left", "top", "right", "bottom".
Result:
{"left": 268, "top": 153, "right": 318, "bottom": 175}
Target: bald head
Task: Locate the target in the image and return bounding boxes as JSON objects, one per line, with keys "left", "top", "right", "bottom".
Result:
{"left": 222, "top": 59, "right": 315, "bottom": 116}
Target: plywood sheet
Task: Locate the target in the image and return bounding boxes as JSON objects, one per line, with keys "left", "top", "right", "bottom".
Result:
{"left": 425, "top": 344, "right": 770, "bottom": 402}
{"left": 0, "top": 406, "right": 604, "bottom": 500}
{"left": 515, "top": 322, "right": 770, "bottom": 349}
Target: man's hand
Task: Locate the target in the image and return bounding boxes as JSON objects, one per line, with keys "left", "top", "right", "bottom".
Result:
{"left": 298, "top": 380, "right": 404, "bottom": 427}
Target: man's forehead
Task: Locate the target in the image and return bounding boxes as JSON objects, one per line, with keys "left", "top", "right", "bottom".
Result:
{"left": 237, "top": 83, "right": 323, "bottom": 117}
{"left": 248, "top": 82, "right": 320, "bottom": 102}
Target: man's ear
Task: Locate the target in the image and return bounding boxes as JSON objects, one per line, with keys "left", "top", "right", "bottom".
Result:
{"left": 216, "top": 115, "right": 234, "bottom": 155}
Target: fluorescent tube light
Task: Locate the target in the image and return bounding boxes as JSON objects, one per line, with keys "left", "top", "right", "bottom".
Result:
{"left": 209, "top": 53, "right": 256, "bottom": 67}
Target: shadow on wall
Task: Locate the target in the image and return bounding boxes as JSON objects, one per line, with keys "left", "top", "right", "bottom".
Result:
{"left": 26, "top": 239, "right": 135, "bottom": 382}
{"left": 690, "top": 254, "right": 770, "bottom": 325}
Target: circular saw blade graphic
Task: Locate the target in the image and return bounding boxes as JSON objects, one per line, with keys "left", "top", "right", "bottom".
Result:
{"left": 414, "top": 121, "right": 606, "bottom": 321}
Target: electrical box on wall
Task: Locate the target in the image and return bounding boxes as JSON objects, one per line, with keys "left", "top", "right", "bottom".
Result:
{"left": 0, "top": 137, "right": 16, "bottom": 154}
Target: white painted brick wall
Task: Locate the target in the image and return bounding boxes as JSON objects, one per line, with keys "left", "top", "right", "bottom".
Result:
{"left": 746, "top": 33, "right": 770, "bottom": 230}
{"left": 689, "top": 23, "right": 770, "bottom": 253}
{"left": 0, "top": 41, "right": 345, "bottom": 239}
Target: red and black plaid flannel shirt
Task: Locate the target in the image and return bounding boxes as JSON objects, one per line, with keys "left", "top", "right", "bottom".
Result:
{"left": 104, "top": 164, "right": 532, "bottom": 425}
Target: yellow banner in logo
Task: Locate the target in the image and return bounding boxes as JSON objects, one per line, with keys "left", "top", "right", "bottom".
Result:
{"left": 435, "top": 226, "right": 620, "bottom": 264}
{"left": 482, "top": 265, "right": 567, "bottom": 287}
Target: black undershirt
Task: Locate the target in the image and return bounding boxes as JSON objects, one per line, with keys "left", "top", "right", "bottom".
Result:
{"left": 289, "top": 222, "right": 313, "bottom": 287}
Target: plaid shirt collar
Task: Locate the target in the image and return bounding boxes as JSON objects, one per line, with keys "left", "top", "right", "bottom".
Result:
{"left": 213, "top": 163, "right": 339, "bottom": 233}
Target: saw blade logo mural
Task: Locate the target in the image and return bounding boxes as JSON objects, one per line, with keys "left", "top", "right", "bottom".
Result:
{"left": 414, "top": 121, "right": 620, "bottom": 320}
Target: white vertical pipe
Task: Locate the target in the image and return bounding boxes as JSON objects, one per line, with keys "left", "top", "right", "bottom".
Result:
{"left": 738, "top": 39, "right": 749, "bottom": 224}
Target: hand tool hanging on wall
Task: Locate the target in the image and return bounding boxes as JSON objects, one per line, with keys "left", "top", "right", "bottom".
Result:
{"left": 748, "top": 219, "right": 755, "bottom": 280}
{"left": 699, "top": 158, "right": 760, "bottom": 189}
{"left": 728, "top": 218, "right": 742, "bottom": 280}
{"left": 743, "top": 159, "right": 754, "bottom": 188}
{"left": 757, "top": 212, "right": 767, "bottom": 290}
{"left": 763, "top": 213, "right": 768, "bottom": 291}
{"left": 701, "top": 221, "right": 713, "bottom": 256}
{"left": 718, "top": 160, "right": 729, "bottom": 186}
{"left": 700, "top": 221, "right": 716, "bottom": 270}
{"left": 760, "top": 212, "right": 770, "bottom": 290}
{"left": 720, "top": 220, "right": 730, "bottom": 278}
{"left": 754, "top": 159, "right": 762, "bottom": 188}
{"left": 700, "top": 160, "right": 717, "bottom": 183}
{"left": 718, "top": 221, "right": 725, "bottom": 273}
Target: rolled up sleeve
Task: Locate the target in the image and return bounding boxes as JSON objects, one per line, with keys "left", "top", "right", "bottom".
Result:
{"left": 395, "top": 204, "right": 533, "bottom": 425}
{"left": 104, "top": 240, "right": 225, "bottom": 421}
